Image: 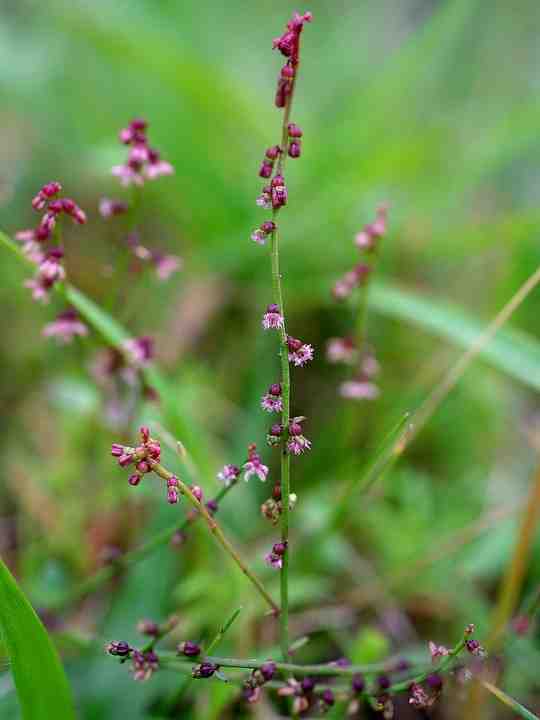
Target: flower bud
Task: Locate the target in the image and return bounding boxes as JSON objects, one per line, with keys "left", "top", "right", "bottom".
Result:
{"left": 178, "top": 641, "right": 201, "bottom": 657}
{"left": 287, "top": 123, "right": 303, "bottom": 138}
{"left": 288, "top": 140, "right": 301, "bottom": 158}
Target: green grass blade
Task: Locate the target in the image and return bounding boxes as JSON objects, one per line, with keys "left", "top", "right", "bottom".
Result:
{"left": 329, "top": 413, "right": 411, "bottom": 529}
{"left": 482, "top": 681, "right": 539, "bottom": 720}
{"left": 371, "top": 280, "right": 540, "bottom": 390}
{"left": 0, "top": 557, "right": 76, "bottom": 720}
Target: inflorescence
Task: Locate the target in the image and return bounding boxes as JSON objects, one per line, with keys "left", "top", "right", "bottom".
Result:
{"left": 327, "top": 206, "right": 387, "bottom": 401}
{"left": 106, "top": 622, "right": 486, "bottom": 715}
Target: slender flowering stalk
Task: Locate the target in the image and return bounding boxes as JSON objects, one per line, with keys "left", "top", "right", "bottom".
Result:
{"left": 49, "top": 460, "right": 241, "bottom": 611}
{"left": 146, "top": 625, "right": 481, "bottom": 712}
{"left": 111, "top": 427, "right": 278, "bottom": 612}
{"left": 252, "top": 10, "right": 313, "bottom": 661}
{"left": 327, "top": 206, "right": 387, "bottom": 401}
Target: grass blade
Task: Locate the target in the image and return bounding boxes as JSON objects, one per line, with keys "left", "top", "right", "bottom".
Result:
{"left": 482, "top": 681, "right": 539, "bottom": 720}
{"left": 371, "top": 280, "right": 540, "bottom": 391}
{"left": 0, "top": 557, "right": 76, "bottom": 720}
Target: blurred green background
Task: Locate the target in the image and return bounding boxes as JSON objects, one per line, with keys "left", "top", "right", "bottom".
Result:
{"left": 1, "top": 0, "right": 540, "bottom": 717}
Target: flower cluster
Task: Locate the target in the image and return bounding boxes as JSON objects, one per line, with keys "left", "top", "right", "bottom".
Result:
{"left": 101, "top": 121, "right": 181, "bottom": 282}
{"left": 120, "top": 231, "right": 182, "bottom": 281}
{"left": 287, "top": 335, "right": 314, "bottom": 367}
{"left": 264, "top": 541, "right": 287, "bottom": 569}
{"left": 331, "top": 262, "right": 371, "bottom": 302}
{"left": 262, "top": 304, "right": 284, "bottom": 330}
{"left": 260, "top": 482, "right": 297, "bottom": 525}
{"left": 243, "top": 661, "right": 276, "bottom": 704}
{"left": 327, "top": 207, "right": 388, "bottom": 400}
{"left": 111, "top": 118, "right": 174, "bottom": 186}
{"left": 122, "top": 335, "right": 155, "bottom": 369}
{"left": 261, "top": 383, "right": 283, "bottom": 413}
{"left": 286, "top": 417, "right": 311, "bottom": 455}
{"left": 272, "top": 11, "right": 313, "bottom": 108}
{"left": 243, "top": 444, "right": 269, "bottom": 482}
{"left": 16, "top": 182, "right": 86, "bottom": 303}
{"left": 42, "top": 308, "right": 88, "bottom": 344}
{"left": 111, "top": 425, "right": 163, "bottom": 491}
{"left": 354, "top": 205, "right": 387, "bottom": 252}
{"left": 278, "top": 676, "right": 334, "bottom": 715}
{"left": 106, "top": 641, "right": 159, "bottom": 682}
{"left": 339, "top": 351, "right": 380, "bottom": 401}
{"left": 217, "top": 445, "right": 269, "bottom": 485}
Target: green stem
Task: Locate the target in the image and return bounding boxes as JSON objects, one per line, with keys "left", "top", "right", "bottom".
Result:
{"left": 159, "top": 636, "right": 468, "bottom": 683}
{"left": 204, "top": 607, "right": 242, "bottom": 656}
{"left": 150, "top": 462, "right": 279, "bottom": 613}
{"left": 270, "top": 225, "right": 291, "bottom": 659}
{"left": 48, "top": 483, "right": 234, "bottom": 611}
{"left": 268, "top": 38, "right": 302, "bottom": 666}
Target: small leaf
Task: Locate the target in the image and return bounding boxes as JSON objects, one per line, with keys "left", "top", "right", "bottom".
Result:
{"left": 0, "top": 557, "right": 76, "bottom": 720}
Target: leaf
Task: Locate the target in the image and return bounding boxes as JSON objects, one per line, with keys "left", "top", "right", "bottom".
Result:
{"left": 0, "top": 557, "right": 76, "bottom": 720}
{"left": 371, "top": 280, "right": 540, "bottom": 391}
{"left": 482, "top": 681, "right": 540, "bottom": 720}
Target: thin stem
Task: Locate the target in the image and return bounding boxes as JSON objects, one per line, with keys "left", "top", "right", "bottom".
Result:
{"left": 158, "top": 636, "right": 468, "bottom": 684}
{"left": 49, "top": 482, "right": 234, "bottom": 611}
{"left": 330, "top": 412, "right": 410, "bottom": 529}
{"left": 270, "top": 225, "right": 291, "bottom": 659}
{"left": 267, "top": 40, "right": 303, "bottom": 666}
{"left": 488, "top": 462, "right": 540, "bottom": 650}
{"left": 151, "top": 462, "right": 279, "bottom": 613}
{"left": 204, "top": 607, "right": 242, "bottom": 657}
{"left": 337, "top": 264, "right": 540, "bottom": 515}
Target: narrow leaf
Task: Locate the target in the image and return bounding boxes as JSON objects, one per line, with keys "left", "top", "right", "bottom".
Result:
{"left": 371, "top": 281, "right": 540, "bottom": 391}
{"left": 482, "top": 681, "right": 539, "bottom": 720}
{"left": 0, "top": 557, "right": 76, "bottom": 720}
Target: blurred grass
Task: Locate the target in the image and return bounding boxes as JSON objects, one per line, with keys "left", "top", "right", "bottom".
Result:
{"left": 1, "top": 1, "right": 540, "bottom": 718}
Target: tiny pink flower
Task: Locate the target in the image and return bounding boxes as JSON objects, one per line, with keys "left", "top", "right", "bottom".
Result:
{"left": 167, "top": 476, "right": 179, "bottom": 504}
{"left": 264, "top": 541, "right": 287, "bottom": 569}
{"left": 152, "top": 253, "right": 183, "bottom": 280}
{"left": 251, "top": 221, "right": 276, "bottom": 245}
{"left": 131, "top": 650, "right": 159, "bottom": 682}
{"left": 256, "top": 186, "right": 272, "bottom": 209}
{"left": 31, "top": 181, "right": 62, "bottom": 211}
{"left": 123, "top": 336, "right": 154, "bottom": 367}
{"left": 339, "top": 380, "right": 379, "bottom": 400}
{"left": 262, "top": 304, "right": 284, "bottom": 330}
{"left": 286, "top": 420, "right": 311, "bottom": 455}
{"left": 217, "top": 464, "right": 241, "bottom": 486}
{"left": 354, "top": 205, "right": 387, "bottom": 251}
{"left": 287, "top": 435, "right": 312, "bottom": 455}
{"left": 42, "top": 309, "right": 88, "bottom": 343}
{"left": 99, "top": 197, "right": 129, "bottom": 218}
{"left": 112, "top": 164, "right": 145, "bottom": 187}
{"left": 265, "top": 551, "right": 283, "bottom": 569}
{"left": 287, "top": 336, "right": 314, "bottom": 367}
{"left": 18, "top": 239, "right": 45, "bottom": 264}
{"left": 465, "top": 639, "right": 486, "bottom": 657}
{"left": 428, "top": 641, "right": 449, "bottom": 662}
{"left": 408, "top": 683, "right": 430, "bottom": 709}
{"left": 24, "top": 277, "right": 52, "bottom": 303}
{"left": 271, "top": 174, "right": 287, "bottom": 209}
{"left": 261, "top": 383, "right": 283, "bottom": 413}
{"left": 326, "top": 337, "right": 357, "bottom": 364}
{"left": 243, "top": 445, "right": 269, "bottom": 482}
{"left": 145, "top": 158, "right": 174, "bottom": 180}
{"left": 361, "top": 352, "right": 380, "bottom": 378}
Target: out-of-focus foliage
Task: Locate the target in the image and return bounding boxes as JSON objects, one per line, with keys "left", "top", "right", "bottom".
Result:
{"left": 1, "top": 0, "right": 540, "bottom": 717}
